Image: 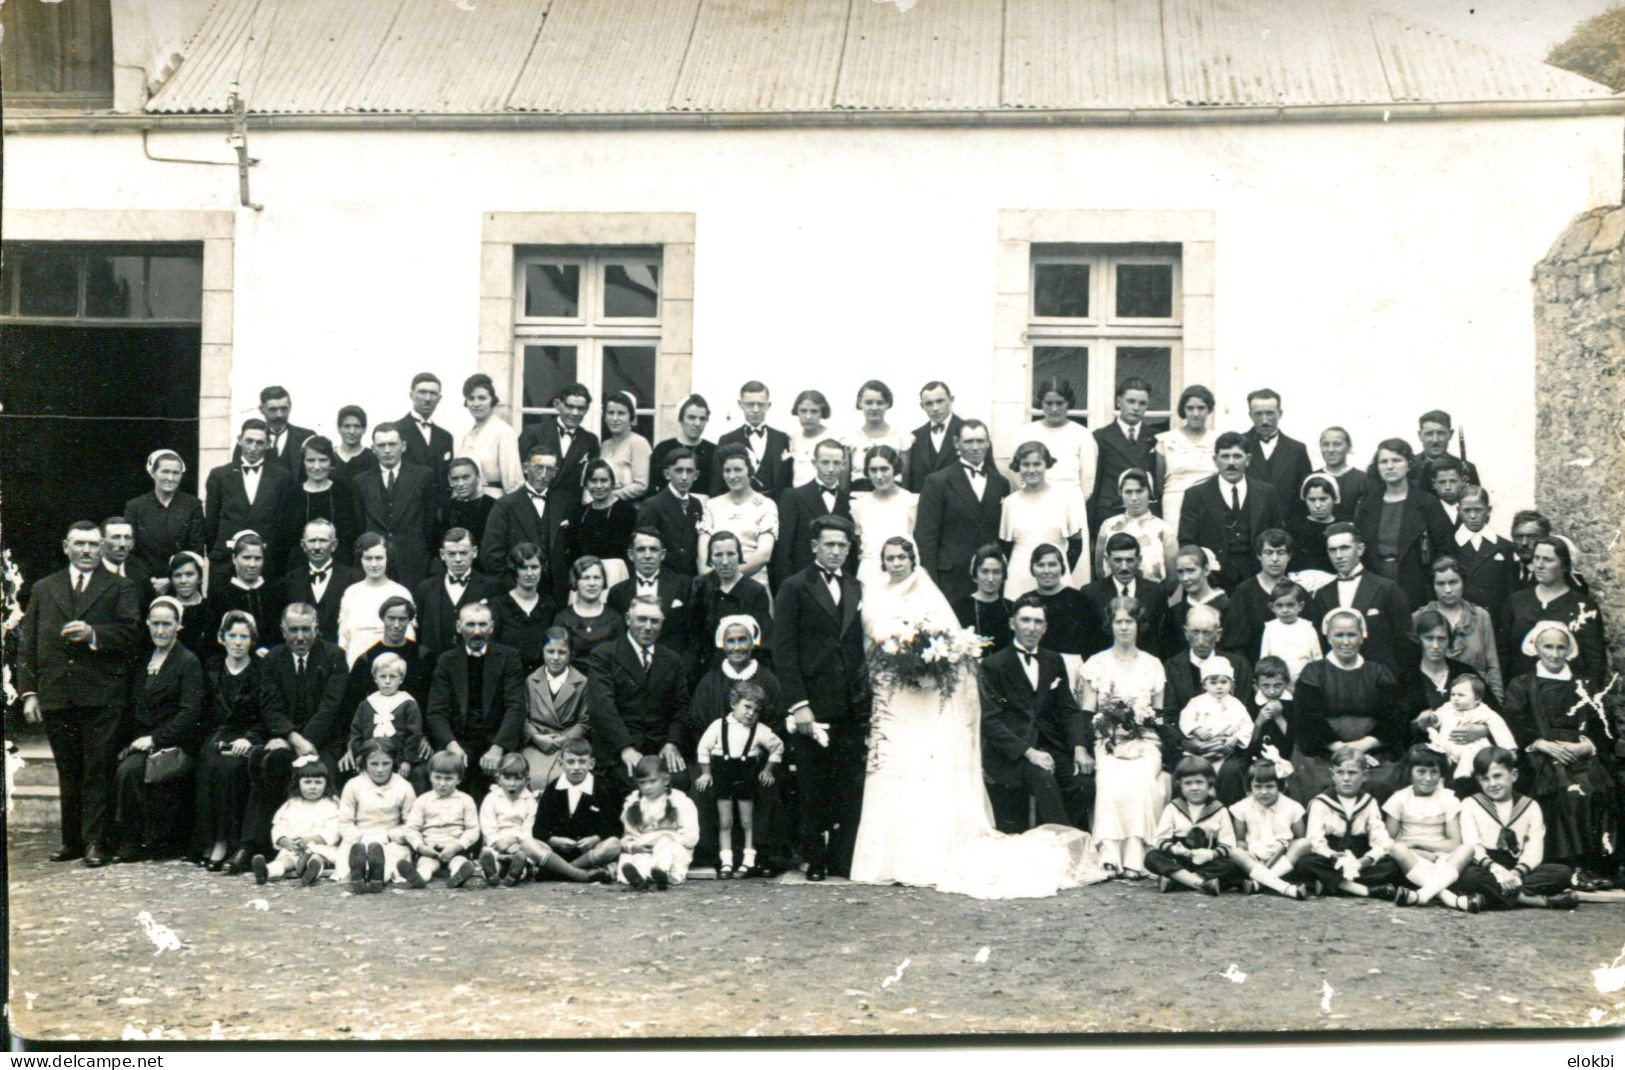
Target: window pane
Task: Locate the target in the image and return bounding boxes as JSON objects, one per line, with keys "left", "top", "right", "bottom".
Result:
{"left": 602, "top": 262, "right": 659, "bottom": 319}
{"left": 1115, "top": 263, "right": 1173, "bottom": 318}
{"left": 521, "top": 344, "right": 579, "bottom": 414}
{"left": 1115, "top": 346, "right": 1171, "bottom": 411}
{"left": 523, "top": 263, "right": 580, "bottom": 318}
{"left": 602, "top": 344, "right": 657, "bottom": 440}
{"left": 17, "top": 248, "right": 78, "bottom": 317}
{"left": 84, "top": 254, "right": 145, "bottom": 318}
{"left": 147, "top": 256, "right": 203, "bottom": 320}
{"left": 1032, "top": 345, "right": 1088, "bottom": 421}
{"left": 1033, "top": 263, "right": 1089, "bottom": 318}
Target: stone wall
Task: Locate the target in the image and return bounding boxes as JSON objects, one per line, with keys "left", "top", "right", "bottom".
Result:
{"left": 1532, "top": 207, "right": 1625, "bottom": 689}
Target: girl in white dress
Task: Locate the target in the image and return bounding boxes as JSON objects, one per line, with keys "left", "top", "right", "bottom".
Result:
{"left": 842, "top": 380, "right": 913, "bottom": 489}
{"left": 599, "top": 391, "right": 652, "bottom": 503}
{"left": 1078, "top": 597, "right": 1169, "bottom": 878}
{"left": 698, "top": 443, "right": 778, "bottom": 588}
{"left": 1021, "top": 377, "right": 1097, "bottom": 519}
{"left": 457, "top": 373, "right": 523, "bottom": 498}
{"left": 1382, "top": 745, "right": 1480, "bottom": 910}
{"left": 848, "top": 445, "right": 917, "bottom": 589}
{"left": 1154, "top": 384, "right": 1218, "bottom": 539}
{"left": 999, "top": 441, "right": 1088, "bottom": 598}
{"left": 1094, "top": 468, "right": 1178, "bottom": 581}
{"left": 337, "top": 533, "right": 415, "bottom": 666}
{"left": 789, "top": 390, "right": 833, "bottom": 488}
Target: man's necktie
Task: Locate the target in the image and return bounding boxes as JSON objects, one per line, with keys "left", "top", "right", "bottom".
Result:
{"left": 1230, "top": 484, "right": 1241, "bottom": 513}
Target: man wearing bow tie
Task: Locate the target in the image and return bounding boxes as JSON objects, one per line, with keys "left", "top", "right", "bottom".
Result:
{"left": 1081, "top": 532, "right": 1173, "bottom": 656}
{"left": 772, "top": 516, "right": 869, "bottom": 880}
{"left": 608, "top": 529, "right": 693, "bottom": 665}
{"left": 904, "top": 381, "right": 967, "bottom": 493}
{"left": 1240, "top": 387, "right": 1313, "bottom": 508}
{"left": 234, "top": 385, "right": 314, "bottom": 479}
{"left": 1307, "top": 523, "right": 1413, "bottom": 674}
{"left": 716, "top": 381, "right": 792, "bottom": 498}
{"left": 481, "top": 447, "right": 570, "bottom": 601}
{"left": 636, "top": 447, "right": 707, "bottom": 577}
{"left": 772, "top": 439, "right": 852, "bottom": 592}
{"left": 281, "top": 519, "right": 359, "bottom": 642}
{"left": 587, "top": 597, "right": 692, "bottom": 798}
{"left": 398, "top": 372, "right": 455, "bottom": 488}
{"left": 517, "top": 382, "right": 599, "bottom": 504}
{"left": 205, "top": 419, "right": 296, "bottom": 578}
{"left": 414, "top": 527, "right": 500, "bottom": 659}
{"left": 978, "top": 594, "right": 1093, "bottom": 833}
{"left": 914, "top": 419, "right": 1009, "bottom": 604}
{"left": 18, "top": 521, "right": 141, "bottom": 867}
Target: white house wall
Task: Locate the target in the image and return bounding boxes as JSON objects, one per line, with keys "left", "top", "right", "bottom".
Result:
{"left": 5, "top": 115, "right": 1619, "bottom": 531}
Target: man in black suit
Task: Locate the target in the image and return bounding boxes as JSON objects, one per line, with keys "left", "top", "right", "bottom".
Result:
{"left": 979, "top": 594, "right": 1093, "bottom": 833}
{"left": 413, "top": 527, "right": 501, "bottom": 661}
{"left": 1451, "top": 488, "right": 1516, "bottom": 623}
{"left": 282, "top": 519, "right": 358, "bottom": 642}
{"left": 903, "top": 381, "right": 966, "bottom": 493}
{"left": 425, "top": 602, "right": 527, "bottom": 800}
{"left": 234, "top": 385, "right": 314, "bottom": 479}
{"left": 1178, "top": 432, "right": 1282, "bottom": 593}
{"left": 1308, "top": 522, "right": 1414, "bottom": 674}
{"left": 244, "top": 603, "right": 350, "bottom": 862}
{"left": 204, "top": 419, "right": 297, "bottom": 577}
{"left": 608, "top": 529, "right": 694, "bottom": 663}
{"left": 399, "top": 372, "right": 455, "bottom": 489}
{"left": 1089, "top": 377, "right": 1161, "bottom": 536}
{"left": 1427, "top": 457, "right": 1468, "bottom": 527}
{"left": 356, "top": 422, "right": 437, "bottom": 588}
{"left": 1162, "top": 603, "right": 1254, "bottom": 775}
{"left": 772, "top": 439, "right": 850, "bottom": 590}
{"left": 636, "top": 446, "right": 706, "bottom": 577}
{"left": 1220, "top": 529, "right": 1294, "bottom": 661}
{"left": 18, "top": 521, "right": 141, "bottom": 866}
{"left": 915, "top": 419, "right": 1009, "bottom": 605}
{"left": 1414, "top": 409, "right": 1481, "bottom": 493}
{"left": 481, "top": 446, "right": 569, "bottom": 600}
{"left": 587, "top": 597, "right": 693, "bottom": 797}
{"left": 716, "top": 380, "right": 792, "bottom": 498}
{"left": 1509, "top": 509, "right": 1552, "bottom": 591}
{"left": 1241, "top": 388, "right": 1313, "bottom": 507}
{"left": 1081, "top": 532, "right": 1172, "bottom": 657}
{"left": 100, "top": 516, "right": 153, "bottom": 609}
{"left": 771, "top": 515, "right": 868, "bottom": 880}
{"left": 517, "top": 382, "right": 599, "bottom": 505}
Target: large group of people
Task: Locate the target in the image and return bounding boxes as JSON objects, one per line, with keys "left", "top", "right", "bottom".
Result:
{"left": 15, "top": 370, "right": 1621, "bottom": 908}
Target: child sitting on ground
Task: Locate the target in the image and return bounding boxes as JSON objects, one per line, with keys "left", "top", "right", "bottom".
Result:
{"left": 1382, "top": 743, "right": 1480, "bottom": 910}
{"left": 1414, "top": 674, "right": 1516, "bottom": 798}
{"left": 1226, "top": 759, "right": 1310, "bottom": 899}
{"left": 1450, "top": 747, "right": 1581, "bottom": 910}
{"left": 619, "top": 755, "right": 701, "bottom": 891}
{"left": 1177, "top": 656, "right": 1253, "bottom": 803}
{"left": 479, "top": 752, "right": 605, "bottom": 887}
{"left": 398, "top": 750, "right": 482, "bottom": 889}
{"left": 334, "top": 738, "right": 417, "bottom": 894}
{"left": 1144, "top": 757, "right": 1243, "bottom": 896}
{"left": 693, "top": 680, "right": 785, "bottom": 878}
{"left": 1291, "top": 745, "right": 1404, "bottom": 900}
{"left": 1258, "top": 583, "right": 1321, "bottom": 685}
{"left": 533, "top": 739, "right": 622, "bottom": 875}
{"left": 347, "top": 652, "right": 428, "bottom": 792}
{"left": 251, "top": 755, "right": 340, "bottom": 886}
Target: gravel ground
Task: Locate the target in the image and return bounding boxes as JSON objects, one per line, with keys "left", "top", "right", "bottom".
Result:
{"left": 5, "top": 831, "right": 1624, "bottom": 1042}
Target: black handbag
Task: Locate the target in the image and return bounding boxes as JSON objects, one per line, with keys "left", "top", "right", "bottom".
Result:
{"left": 143, "top": 746, "right": 193, "bottom": 785}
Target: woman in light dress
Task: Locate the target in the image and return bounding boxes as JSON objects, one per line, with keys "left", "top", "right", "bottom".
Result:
{"left": 457, "top": 373, "right": 523, "bottom": 499}
{"left": 849, "top": 536, "right": 1107, "bottom": 899}
{"left": 599, "top": 390, "right": 652, "bottom": 503}
{"left": 789, "top": 390, "right": 834, "bottom": 488}
{"left": 1021, "top": 377, "right": 1097, "bottom": 521}
{"left": 842, "top": 380, "right": 913, "bottom": 491}
{"left": 337, "top": 532, "right": 415, "bottom": 665}
{"left": 848, "top": 445, "right": 917, "bottom": 589}
{"left": 999, "top": 441, "right": 1088, "bottom": 598}
{"left": 1153, "top": 384, "right": 1218, "bottom": 539}
{"left": 698, "top": 443, "right": 778, "bottom": 589}
{"left": 1093, "top": 468, "right": 1178, "bottom": 582}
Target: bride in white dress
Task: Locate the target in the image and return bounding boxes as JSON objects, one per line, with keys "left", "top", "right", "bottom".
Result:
{"left": 849, "top": 536, "right": 1107, "bottom": 899}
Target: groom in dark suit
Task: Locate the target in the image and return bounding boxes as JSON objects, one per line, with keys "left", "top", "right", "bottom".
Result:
{"left": 903, "top": 381, "right": 965, "bottom": 493}
{"left": 772, "top": 515, "right": 868, "bottom": 880}
{"left": 914, "top": 419, "right": 1008, "bottom": 604}
{"left": 978, "top": 594, "right": 1093, "bottom": 833}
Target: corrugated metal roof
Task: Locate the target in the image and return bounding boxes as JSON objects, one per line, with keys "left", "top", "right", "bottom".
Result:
{"left": 146, "top": 0, "right": 1615, "bottom": 117}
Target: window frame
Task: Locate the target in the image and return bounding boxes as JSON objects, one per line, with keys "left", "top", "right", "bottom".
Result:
{"left": 1, "top": 242, "right": 205, "bottom": 326}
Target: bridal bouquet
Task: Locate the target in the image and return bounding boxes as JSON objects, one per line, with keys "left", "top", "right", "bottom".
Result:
{"left": 867, "top": 619, "right": 987, "bottom": 695}
{"left": 1092, "top": 697, "right": 1162, "bottom": 754}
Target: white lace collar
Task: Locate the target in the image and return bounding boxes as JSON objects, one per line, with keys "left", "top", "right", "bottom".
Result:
{"left": 721, "top": 660, "right": 759, "bottom": 681}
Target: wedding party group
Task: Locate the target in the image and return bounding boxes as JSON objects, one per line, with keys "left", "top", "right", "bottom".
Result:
{"left": 14, "top": 369, "right": 1622, "bottom": 911}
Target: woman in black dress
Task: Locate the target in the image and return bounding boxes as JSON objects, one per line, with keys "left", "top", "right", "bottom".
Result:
{"left": 1165, "top": 544, "right": 1230, "bottom": 642}
{"left": 1503, "top": 620, "right": 1619, "bottom": 888}
{"left": 1401, "top": 609, "right": 1485, "bottom": 726}
{"left": 1354, "top": 439, "right": 1455, "bottom": 609}
{"left": 1029, "top": 543, "right": 1090, "bottom": 674}
{"left": 950, "top": 544, "right": 1013, "bottom": 657}
{"left": 650, "top": 394, "right": 717, "bottom": 497}
{"left": 284, "top": 436, "right": 359, "bottom": 569}
{"left": 552, "top": 556, "right": 624, "bottom": 672}
{"left": 1290, "top": 607, "right": 1405, "bottom": 803}
{"left": 1285, "top": 474, "right": 1339, "bottom": 576}
{"left": 443, "top": 457, "right": 496, "bottom": 555}
{"left": 333, "top": 404, "right": 377, "bottom": 484}
{"left": 204, "top": 532, "right": 283, "bottom": 654}
{"left": 688, "top": 531, "right": 773, "bottom": 683}
{"left": 194, "top": 610, "right": 269, "bottom": 871}
{"left": 125, "top": 449, "right": 206, "bottom": 594}
{"left": 345, "top": 595, "right": 432, "bottom": 734}
{"left": 165, "top": 551, "right": 211, "bottom": 656}
{"left": 111, "top": 597, "right": 205, "bottom": 861}
{"left": 493, "top": 541, "right": 560, "bottom": 672}
{"left": 1499, "top": 536, "right": 1609, "bottom": 693}
{"left": 568, "top": 459, "right": 638, "bottom": 589}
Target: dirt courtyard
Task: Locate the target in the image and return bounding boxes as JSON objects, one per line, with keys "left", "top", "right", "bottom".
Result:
{"left": 5, "top": 832, "right": 1623, "bottom": 1042}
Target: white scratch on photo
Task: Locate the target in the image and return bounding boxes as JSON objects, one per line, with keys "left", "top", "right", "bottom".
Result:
{"left": 974, "top": 947, "right": 990, "bottom": 964}
{"left": 881, "top": 958, "right": 911, "bottom": 988}
{"left": 1222, "top": 964, "right": 1247, "bottom": 983}
{"left": 136, "top": 911, "right": 182, "bottom": 954}
{"left": 1320, "top": 980, "right": 1336, "bottom": 1013}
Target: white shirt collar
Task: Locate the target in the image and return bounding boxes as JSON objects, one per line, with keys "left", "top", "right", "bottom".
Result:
{"left": 560, "top": 773, "right": 594, "bottom": 802}
{"left": 1536, "top": 664, "right": 1574, "bottom": 681}
{"left": 1117, "top": 418, "right": 1141, "bottom": 441}
{"left": 1455, "top": 527, "right": 1485, "bottom": 548}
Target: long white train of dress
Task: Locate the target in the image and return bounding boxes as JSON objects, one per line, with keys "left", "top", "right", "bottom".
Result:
{"left": 847, "top": 568, "right": 1109, "bottom": 899}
